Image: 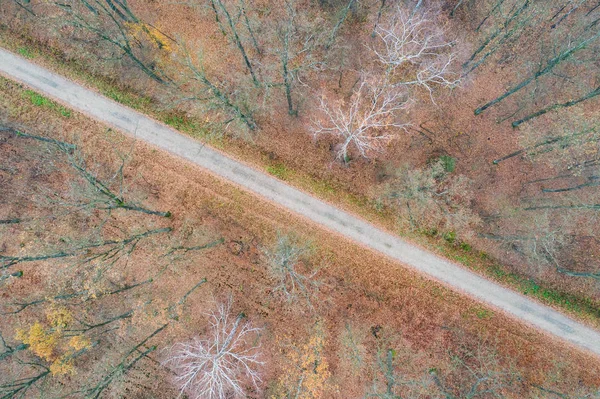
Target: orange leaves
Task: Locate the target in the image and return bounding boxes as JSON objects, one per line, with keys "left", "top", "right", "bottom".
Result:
{"left": 272, "top": 321, "right": 332, "bottom": 399}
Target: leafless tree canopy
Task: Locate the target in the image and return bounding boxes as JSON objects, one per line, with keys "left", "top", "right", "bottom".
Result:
{"left": 313, "top": 3, "right": 460, "bottom": 160}
{"left": 313, "top": 78, "right": 410, "bottom": 160}
{"left": 261, "top": 233, "right": 321, "bottom": 307}
{"left": 374, "top": 4, "right": 460, "bottom": 96}
{"left": 164, "top": 300, "right": 263, "bottom": 399}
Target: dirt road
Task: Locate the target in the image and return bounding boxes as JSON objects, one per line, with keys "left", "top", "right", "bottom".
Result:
{"left": 1, "top": 48, "right": 599, "bottom": 355}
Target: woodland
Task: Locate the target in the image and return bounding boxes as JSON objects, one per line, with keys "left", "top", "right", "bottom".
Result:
{"left": 1, "top": 0, "right": 600, "bottom": 398}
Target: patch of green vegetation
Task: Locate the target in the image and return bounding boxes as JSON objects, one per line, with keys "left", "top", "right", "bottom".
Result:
{"left": 24, "top": 90, "right": 52, "bottom": 107}
{"left": 488, "top": 265, "right": 600, "bottom": 319}
{"left": 436, "top": 233, "right": 600, "bottom": 322}
{"left": 305, "top": 177, "right": 336, "bottom": 196}
{"left": 163, "top": 115, "right": 186, "bottom": 128}
{"left": 373, "top": 198, "right": 385, "bottom": 213}
{"left": 460, "top": 242, "right": 472, "bottom": 252}
{"left": 266, "top": 163, "right": 291, "bottom": 180}
{"left": 422, "top": 228, "right": 438, "bottom": 237}
{"left": 163, "top": 114, "right": 200, "bottom": 133}
{"left": 489, "top": 264, "right": 507, "bottom": 279}
{"left": 101, "top": 86, "right": 151, "bottom": 110}
{"left": 17, "top": 46, "right": 35, "bottom": 59}
{"left": 463, "top": 305, "right": 494, "bottom": 320}
{"left": 430, "top": 285, "right": 445, "bottom": 298}
{"left": 453, "top": 254, "right": 471, "bottom": 265}
{"left": 346, "top": 192, "right": 371, "bottom": 208}
{"left": 23, "top": 90, "right": 71, "bottom": 117}
{"left": 162, "top": 114, "right": 212, "bottom": 140}
{"left": 443, "top": 231, "right": 456, "bottom": 244}
{"left": 475, "top": 307, "right": 494, "bottom": 319}
{"left": 439, "top": 155, "right": 456, "bottom": 173}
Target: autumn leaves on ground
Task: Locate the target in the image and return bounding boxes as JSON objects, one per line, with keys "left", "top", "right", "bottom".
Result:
{"left": 1, "top": 0, "right": 600, "bottom": 398}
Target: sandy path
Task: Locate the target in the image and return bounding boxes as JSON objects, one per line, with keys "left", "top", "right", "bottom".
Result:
{"left": 1, "top": 47, "right": 599, "bottom": 356}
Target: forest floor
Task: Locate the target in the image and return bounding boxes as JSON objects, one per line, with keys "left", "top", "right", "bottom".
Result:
{"left": 1, "top": 60, "right": 600, "bottom": 397}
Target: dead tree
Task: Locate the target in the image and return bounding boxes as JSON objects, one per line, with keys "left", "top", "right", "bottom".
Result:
{"left": 0, "top": 127, "right": 219, "bottom": 397}
{"left": 163, "top": 299, "right": 263, "bottom": 399}
{"left": 7, "top": 0, "right": 36, "bottom": 16}
{"left": 182, "top": 51, "right": 258, "bottom": 131}
{"left": 326, "top": 0, "right": 357, "bottom": 49}
{"left": 383, "top": 158, "right": 480, "bottom": 235}
{"left": 261, "top": 233, "right": 321, "bottom": 308}
{"left": 374, "top": 4, "right": 460, "bottom": 100}
{"left": 512, "top": 84, "right": 600, "bottom": 127}
{"left": 430, "top": 342, "right": 518, "bottom": 399}
{"left": 463, "top": 0, "right": 533, "bottom": 75}
{"left": 274, "top": 0, "right": 327, "bottom": 116}
{"left": 313, "top": 78, "right": 410, "bottom": 161}
{"left": 365, "top": 348, "right": 433, "bottom": 399}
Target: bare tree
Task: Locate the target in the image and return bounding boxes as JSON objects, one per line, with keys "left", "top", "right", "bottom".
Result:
{"left": 430, "top": 342, "right": 518, "bottom": 399}
{"left": 164, "top": 299, "right": 263, "bottom": 399}
{"left": 181, "top": 49, "right": 258, "bottom": 131}
{"left": 0, "top": 125, "right": 218, "bottom": 398}
{"left": 488, "top": 114, "right": 600, "bottom": 280}
{"left": 512, "top": 84, "right": 600, "bottom": 128}
{"left": 533, "top": 384, "right": 600, "bottom": 398}
{"left": 474, "top": 28, "right": 600, "bottom": 116}
{"left": 8, "top": 0, "right": 36, "bottom": 16}
{"left": 366, "top": 347, "right": 434, "bottom": 399}
{"left": 472, "top": 1, "right": 600, "bottom": 125}
{"left": 462, "top": 0, "right": 533, "bottom": 76}
{"left": 313, "top": 3, "right": 460, "bottom": 161}
{"left": 208, "top": 0, "right": 260, "bottom": 86}
{"left": 271, "top": 320, "right": 332, "bottom": 398}
{"left": 374, "top": 5, "right": 460, "bottom": 99}
{"left": 58, "top": 0, "right": 174, "bottom": 85}
{"left": 313, "top": 78, "right": 410, "bottom": 161}
{"left": 325, "top": 0, "right": 357, "bottom": 49}
{"left": 261, "top": 233, "right": 321, "bottom": 308}
{"left": 273, "top": 0, "right": 327, "bottom": 116}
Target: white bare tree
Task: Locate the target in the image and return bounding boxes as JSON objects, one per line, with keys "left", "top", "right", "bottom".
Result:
{"left": 374, "top": 5, "right": 460, "bottom": 99}
{"left": 312, "top": 78, "right": 410, "bottom": 161}
{"left": 163, "top": 300, "right": 263, "bottom": 399}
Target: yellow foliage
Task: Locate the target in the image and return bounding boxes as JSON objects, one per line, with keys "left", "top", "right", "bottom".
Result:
{"left": 273, "top": 321, "right": 332, "bottom": 399}
{"left": 46, "top": 306, "right": 73, "bottom": 331}
{"left": 15, "top": 306, "right": 92, "bottom": 378}
{"left": 68, "top": 335, "right": 91, "bottom": 351}
{"left": 15, "top": 322, "right": 59, "bottom": 362}
{"left": 50, "top": 355, "right": 76, "bottom": 376}
{"left": 127, "top": 22, "right": 172, "bottom": 52}
{"left": 14, "top": 328, "right": 27, "bottom": 342}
